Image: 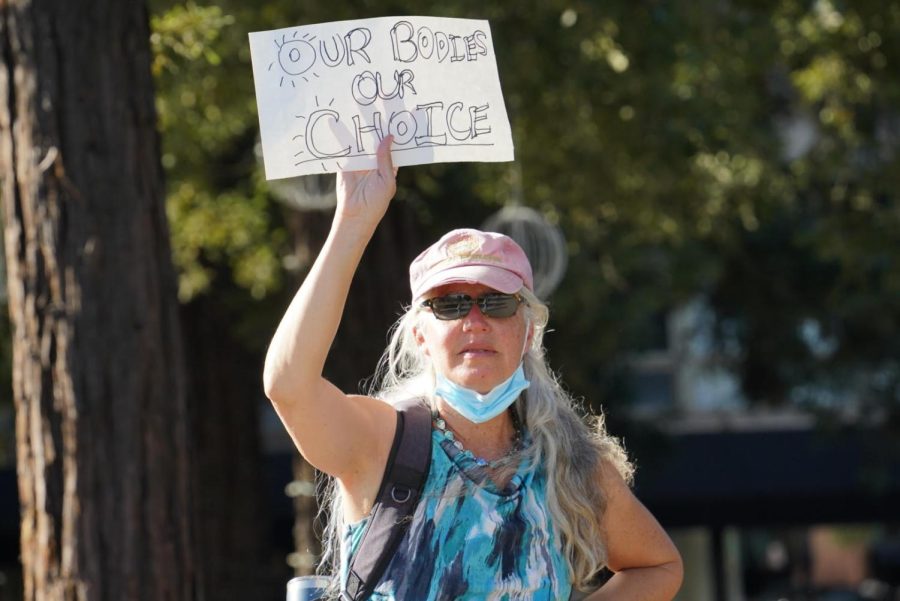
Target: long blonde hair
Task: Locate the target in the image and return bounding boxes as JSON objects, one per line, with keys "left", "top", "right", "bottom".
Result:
{"left": 317, "top": 288, "right": 633, "bottom": 591}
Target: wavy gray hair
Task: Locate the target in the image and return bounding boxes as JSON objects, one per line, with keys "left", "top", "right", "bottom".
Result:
{"left": 317, "top": 288, "right": 633, "bottom": 593}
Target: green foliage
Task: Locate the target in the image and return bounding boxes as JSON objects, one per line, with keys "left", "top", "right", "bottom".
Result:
{"left": 151, "top": 1, "right": 286, "bottom": 302}
{"left": 149, "top": 0, "right": 900, "bottom": 415}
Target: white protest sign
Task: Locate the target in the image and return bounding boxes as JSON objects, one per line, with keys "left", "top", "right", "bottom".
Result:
{"left": 249, "top": 16, "right": 514, "bottom": 179}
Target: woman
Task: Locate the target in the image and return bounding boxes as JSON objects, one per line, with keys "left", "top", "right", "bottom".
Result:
{"left": 264, "top": 136, "right": 683, "bottom": 600}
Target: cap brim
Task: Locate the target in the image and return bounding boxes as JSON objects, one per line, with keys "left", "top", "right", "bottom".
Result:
{"left": 413, "top": 264, "right": 524, "bottom": 300}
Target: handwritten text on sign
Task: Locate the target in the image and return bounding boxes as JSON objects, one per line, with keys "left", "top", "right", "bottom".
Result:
{"left": 249, "top": 16, "right": 514, "bottom": 179}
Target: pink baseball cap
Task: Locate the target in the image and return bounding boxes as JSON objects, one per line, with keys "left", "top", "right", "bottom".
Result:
{"left": 409, "top": 229, "right": 534, "bottom": 300}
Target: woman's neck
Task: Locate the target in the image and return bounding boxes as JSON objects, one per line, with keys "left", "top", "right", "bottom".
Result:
{"left": 434, "top": 399, "right": 518, "bottom": 462}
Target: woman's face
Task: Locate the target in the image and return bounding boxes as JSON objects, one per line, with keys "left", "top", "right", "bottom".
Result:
{"left": 415, "top": 282, "right": 531, "bottom": 394}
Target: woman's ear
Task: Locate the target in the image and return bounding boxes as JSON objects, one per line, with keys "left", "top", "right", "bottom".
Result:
{"left": 413, "top": 325, "right": 429, "bottom": 356}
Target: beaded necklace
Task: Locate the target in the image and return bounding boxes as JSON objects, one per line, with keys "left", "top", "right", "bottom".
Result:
{"left": 431, "top": 409, "right": 525, "bottom": 468}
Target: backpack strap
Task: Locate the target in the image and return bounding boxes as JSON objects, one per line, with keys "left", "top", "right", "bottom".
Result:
{"left": 342, "top": 398, "right": 432, "bottom": 601}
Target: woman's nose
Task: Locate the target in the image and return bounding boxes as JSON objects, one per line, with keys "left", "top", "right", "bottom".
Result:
{"left": 461, "top": 304, "right": 490, "bottom": 331}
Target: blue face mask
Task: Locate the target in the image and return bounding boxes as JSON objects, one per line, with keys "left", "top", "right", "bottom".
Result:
{"left": 434, "top": 364, "right": 530, "bottom": 424}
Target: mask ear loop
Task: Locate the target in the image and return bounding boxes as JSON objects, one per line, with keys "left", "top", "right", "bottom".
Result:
{"left": 515, "top": 312, "right": 533, "bottom": 430}
{"left": 521, "top": 311, "right": 533, "bottom": 360}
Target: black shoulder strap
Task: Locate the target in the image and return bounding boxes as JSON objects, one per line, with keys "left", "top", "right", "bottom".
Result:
{"left": 342, "top": 398, "right": 432, "bottom": 601}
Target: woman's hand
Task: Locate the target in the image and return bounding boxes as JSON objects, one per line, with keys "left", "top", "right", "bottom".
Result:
{"left": 335, "top": 135, "right": 397, "bottom": 231}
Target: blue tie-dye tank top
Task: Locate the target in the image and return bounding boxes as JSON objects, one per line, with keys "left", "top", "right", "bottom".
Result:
{"left": 339, "top": 429, "right": 572, "bottom": 600}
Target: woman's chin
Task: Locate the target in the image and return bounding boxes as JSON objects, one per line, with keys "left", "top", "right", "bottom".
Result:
{"left": 451, "top": 372, "right": 502, "bottom": 394}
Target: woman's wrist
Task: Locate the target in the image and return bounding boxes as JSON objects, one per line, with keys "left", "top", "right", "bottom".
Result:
{"left": 326, "top": 213, "right": 380, "bottom": 256}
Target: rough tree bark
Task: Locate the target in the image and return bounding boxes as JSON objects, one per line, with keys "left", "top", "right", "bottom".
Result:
{"left": 181, "top": 294, "right": 286, "bottom": 598}
{"left": 0, "top": 0, "right": 197, "bottom": 599}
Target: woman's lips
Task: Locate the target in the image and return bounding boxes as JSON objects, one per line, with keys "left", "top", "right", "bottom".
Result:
{"left": 459, "top": 347, "right": 496, "bottom": 356}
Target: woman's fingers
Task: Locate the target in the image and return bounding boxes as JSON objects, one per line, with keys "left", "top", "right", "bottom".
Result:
{"left": 376, "top": 135, "right": 395, "bottom": 182}
{"left": 333, "top": 135, "right": 399, "bottom": 225}
{"left": 336, "top": 135, "right": 395, "bottom": 190}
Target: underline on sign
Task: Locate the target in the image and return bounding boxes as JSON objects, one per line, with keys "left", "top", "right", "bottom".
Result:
{"left": 293, "top": 143, "right": 496, "bottom": 166}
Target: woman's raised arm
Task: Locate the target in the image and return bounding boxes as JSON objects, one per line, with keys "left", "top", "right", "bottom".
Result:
{"left": 263, "top": 136, "right": 398, "bottom": 481}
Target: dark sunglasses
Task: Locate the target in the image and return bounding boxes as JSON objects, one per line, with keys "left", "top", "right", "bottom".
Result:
{"left": 421, "top": 292, "right": 525, "bottom": 320}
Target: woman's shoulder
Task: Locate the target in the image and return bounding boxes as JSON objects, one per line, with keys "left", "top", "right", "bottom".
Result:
{"left": 594, "top": 456, "right": 632, "bottom": 501}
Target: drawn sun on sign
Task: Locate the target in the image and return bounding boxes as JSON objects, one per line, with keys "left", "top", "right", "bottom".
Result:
{"left": 268, "top": 31, "right": 320, "bottom": 87}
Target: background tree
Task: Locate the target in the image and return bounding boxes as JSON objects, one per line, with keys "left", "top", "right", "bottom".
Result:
{"left": 0, "top": 1, "right": 198, "bottom": 599}
{"left": 150, "top": 0, "right": 900, "bottom": 410}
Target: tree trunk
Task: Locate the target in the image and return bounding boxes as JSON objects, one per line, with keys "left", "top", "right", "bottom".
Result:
{"left": 0, "top": 1, "right": 197, "bottom": 599}
{"left": 181, "top": 294, "right": 287, "bottom": 598}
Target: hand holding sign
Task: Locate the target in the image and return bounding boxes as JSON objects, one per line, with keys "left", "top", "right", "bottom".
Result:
{"left": 249, "top": 16, "right": 514, "bottom": 179}
{"left": 336, "top": 136, "right": 397, "bottom": 231}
